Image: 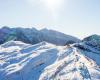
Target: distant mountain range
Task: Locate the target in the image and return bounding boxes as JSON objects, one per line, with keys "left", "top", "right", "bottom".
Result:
{"left": 0, "top": 26, "right": 80, "bottom": 45}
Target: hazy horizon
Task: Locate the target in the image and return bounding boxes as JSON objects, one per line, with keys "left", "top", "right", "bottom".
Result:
{"left": 0, "top": 0, "right": 100, "bottom": 38}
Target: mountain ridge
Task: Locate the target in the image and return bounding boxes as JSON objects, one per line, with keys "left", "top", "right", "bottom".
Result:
{"left": 0, "top": 26, "right": 80, "bottom": 45}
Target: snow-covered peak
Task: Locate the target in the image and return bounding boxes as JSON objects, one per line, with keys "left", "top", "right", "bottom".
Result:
{"left": 0, "top": 41, "right": 100, "bottom": 80}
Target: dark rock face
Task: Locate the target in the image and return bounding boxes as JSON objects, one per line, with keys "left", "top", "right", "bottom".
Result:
{"left": 0, "top": 26, "right": 80, "bottom": 45}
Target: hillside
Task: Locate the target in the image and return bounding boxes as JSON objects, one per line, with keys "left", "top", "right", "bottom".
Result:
{"left": 0, "top": 40, "right": 100, "bottom": 80}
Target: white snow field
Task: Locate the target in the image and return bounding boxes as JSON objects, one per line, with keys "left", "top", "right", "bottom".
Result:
{"left": 0, "top": 41, "right": 100, "bottom": 80}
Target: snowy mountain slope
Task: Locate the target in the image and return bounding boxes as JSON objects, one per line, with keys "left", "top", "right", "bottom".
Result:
{"left": 0, "top": 41, "right": 58, "bottom": 80}
{"left": 0, "top": 27, "right": 80, "bottom": 45}
{"left": 83, "top": 34, "right": 100, "bottom": 51}
{"left": 39, "top": 47, "right": 100, "bottom": 80}
{"left": 40, "top": 28, "right": 80, "bottom": 45}
{"left": 74, "top": 34, "right": 100, "bottom": 66}
{"left": 0, "top": 41, "right": 100, "bottom": 80}
{"left": 1, "top": 41, "right": 30, "bottom": 48}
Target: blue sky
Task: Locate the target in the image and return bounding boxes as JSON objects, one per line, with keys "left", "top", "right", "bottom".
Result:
{"left": 0, "top": 0, "right": 100, "bottom": 39}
